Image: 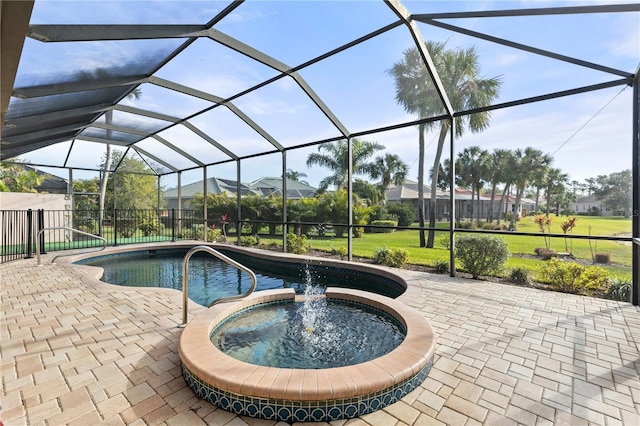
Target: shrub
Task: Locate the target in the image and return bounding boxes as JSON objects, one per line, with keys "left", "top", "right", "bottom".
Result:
{"left": 535, "top": 247, "right": 557, "bottom": 260}
{"left": 594, "top": 253, "right": 611, "bottom": 264}
{"left": 369, "top": 220, "right": 398, "bottom": 233}
{"left": 331, "top": 245, "right": 348, "bottom": 260}
{"left": 456, "top": 221, "right": 477, "bottom": 230}
{"left": 386, "top": 204, "right": 415, "bottom": 227}
{"left": 77, "top": 222, "right": 98, "bottom": 234}
{"left": 373, "top": 247, "right": 409, "bottom": 268}
{"left": 240, "top": 235, "right": 259, "bottom": 247}
{"left": 192, "top": 224, "right": 224, "bottom": 242}
{"left": 286, "top": 233, "right": 309, "bottom": 255}
{"left": 439, "top": 234, "right": 451, "bottom": 250}
{"left": 482, "top": 222, "right": 509, "bottom": 231}
{"left": 139, "top": 219, "right": 164, "bottom": 236}
{"left": 540, "top": 258, "right": 609, "bottom": 295}
{"left": 455, "top": 235, "right": 509, "bottom": 279}
{"left": 509, "top": 267, "right": 530, "bottom": 285}
{"left": 606, "top": 278, "right": 631, "bottom": 302}
{"left": 367, "top": 205, "right": 387, "bottom": 223}
{"left": 434, "top": 259, "right": 449, "bottom": 274}
{"left": 116, "top": 218, "right": 137, "bottom": 238}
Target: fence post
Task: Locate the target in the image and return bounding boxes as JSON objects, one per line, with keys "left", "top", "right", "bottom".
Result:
{"left": 113, "top": 209, "right": 118, "bottom": 246}
{"left": 26, "top": 209, "right": 34, "bottom": 258}
{"left": 38, "top": 209, "right": 47, "bottom": 254}
{"left": 171, "top": 208, "right": 176, "bottom": 242}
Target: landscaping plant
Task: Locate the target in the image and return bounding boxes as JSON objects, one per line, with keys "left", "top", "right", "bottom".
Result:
{"left": 540, "top": 258, "right": 608, "bottom": 295}
{"left": 455, "top": 235, "right": 509, "bottom": 279}
{"left": 286, "top": 233, "right": 309, "bottom": 255}
{"left": 560, "top": 217, "right": 578, "bottom": 253}
{"left": 509, "top": 267, "right": 530, "bottom": 285}
{"left": 606, "top": 278, "right": 631, "bottom": 302}
{"left": 330, "top": 245, "right": 348, "bottom": 260}
{"left": 533, "top": 214, "right": 552, "bottom": 249}
{"left": 373, "top": 247, "right": 409, "bottom": 268}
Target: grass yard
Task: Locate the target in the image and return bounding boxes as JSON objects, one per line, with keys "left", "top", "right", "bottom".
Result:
{"left": 258, "top": 215, "right": 632, "bottom": 281}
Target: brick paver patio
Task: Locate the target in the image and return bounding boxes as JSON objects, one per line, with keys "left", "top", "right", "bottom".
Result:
{"left": 2, "top": 246, "right": 639, "bottom": 425}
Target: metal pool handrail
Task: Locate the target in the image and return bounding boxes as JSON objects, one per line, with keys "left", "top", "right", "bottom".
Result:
{"left": 36, "top": 227, "right": 107, "bottom": 266}
{"left": 180, "top": 245, "right": 257, "bottom": 327}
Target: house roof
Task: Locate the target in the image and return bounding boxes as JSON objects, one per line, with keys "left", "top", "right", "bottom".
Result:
{"left": 249, "top": 177, "right": 317, "bottom": 199}
{"left": 385, "top": 180, "right": 450, "bottom": 202}
{"left": 164, "top": 177, "right": 255, "bottom": 199}
{"left": 164, "top": 176, "right": 316, "bottom": 200}
{"left": 572, "top": 194, "right": 602, "bottom": 203}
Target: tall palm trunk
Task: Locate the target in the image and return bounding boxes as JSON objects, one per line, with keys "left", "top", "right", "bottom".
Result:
{"left": 427, "top": 124, "right": 449, "bottom": 248}
{"left": 509, "top": 186, "right": 525, "bottom": 230}
{"left": 487, "top": 181, "right": 497, "bottom": 222}
{"left": 418, "top": 124, "right": 426, "bottom": 247}
{"left": 497, "top": 182, "right": 510, "bottom": 224}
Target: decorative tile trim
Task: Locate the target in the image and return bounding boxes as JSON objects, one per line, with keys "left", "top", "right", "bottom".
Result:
{"left": 182, "top": 355, "right": 433, "bottom": 423}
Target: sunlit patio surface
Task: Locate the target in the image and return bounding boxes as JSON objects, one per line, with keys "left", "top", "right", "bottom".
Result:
{"left": 2, "top": 245, "right": 639, "bottom": 426}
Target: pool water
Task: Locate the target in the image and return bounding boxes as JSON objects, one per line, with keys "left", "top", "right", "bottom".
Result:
{"left": 210, "top": 299, "right": 406, "bottom": 369}
{"left": 78, "top": 248, "right": 404, "bottom": 305}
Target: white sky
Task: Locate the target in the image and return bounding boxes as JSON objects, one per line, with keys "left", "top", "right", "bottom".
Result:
{"left": 14, "top": 0, "right": 640, "bottom": 190}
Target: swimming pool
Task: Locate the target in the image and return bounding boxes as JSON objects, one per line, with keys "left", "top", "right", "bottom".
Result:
{"left": 74, "top": 245, "right": 406, "bottom": 306}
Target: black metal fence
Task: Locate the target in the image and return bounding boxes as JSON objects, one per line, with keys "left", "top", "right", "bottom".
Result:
{"left": 0, "top": 209, "right": 200, "bottom": 264}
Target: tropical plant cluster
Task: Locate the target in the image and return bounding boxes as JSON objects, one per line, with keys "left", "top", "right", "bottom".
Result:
{"left": 188, "top": 189, "right": 402, "bottom": 238}
{"left": 0, "top": 161, "right": 46, "bottom": 192}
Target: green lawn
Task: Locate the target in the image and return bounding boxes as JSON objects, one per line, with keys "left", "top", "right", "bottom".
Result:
{"left": 258, "top": 216, "right": 632, "bottom": 281}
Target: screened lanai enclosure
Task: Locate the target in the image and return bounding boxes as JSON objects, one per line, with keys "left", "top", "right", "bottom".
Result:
{"left": 1, "top": 1, "right": 639, "bottom": 304}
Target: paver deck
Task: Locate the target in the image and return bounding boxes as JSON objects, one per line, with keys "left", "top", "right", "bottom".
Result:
{"left": 2, "top": 245, "right": 639, "bottom": 425}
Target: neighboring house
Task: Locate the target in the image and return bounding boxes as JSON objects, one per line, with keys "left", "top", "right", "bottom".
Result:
{"left": 384, "top": 180, "right": 536, "bottom": 221}
{"left": 385, "top": 180, "right": 450, "bottom": 219}
{"left": 569, "top": 194, "right": 613, "bottom": 216}
{"left": 164, "top": 177, "right": 317, "bottom": 210}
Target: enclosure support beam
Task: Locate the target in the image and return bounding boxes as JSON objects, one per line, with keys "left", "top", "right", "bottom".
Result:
{"left": 449, "top": 118, "right": 456, "bottom": 278}
{"left": 282, "top": 152, "right": 288, "bottom": 253}
{"left": 347, "top": 137, "right": 353, "bottom": 262}
{"left": 236, "top": 161, "right": 242, "bottom": 244}
{"left": 632, "top": 66, "right": 639, "bottom": 306}
{"left": 203, "top": 168, "right": 207, "bottom": 242}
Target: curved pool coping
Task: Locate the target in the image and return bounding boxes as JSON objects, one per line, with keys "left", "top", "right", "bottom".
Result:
{"left": 179, "top": 287, "right": 436, "bottom": 422}
{"left": 58, "top": 241, "right": 412, "bottom": 300}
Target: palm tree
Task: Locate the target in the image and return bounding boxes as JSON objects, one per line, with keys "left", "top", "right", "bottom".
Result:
{"left": 306, "top": 138, "right": 384, "bottom": 191}
{"left": 508, "top": 148, "right": 552, "bottom": 230}
{"left": 430, "top": 159, "right": 451, "bottom": 191}
{"left": 532, "top": 162, "right": 553, "bottom": 214}
{"left": 369, "top": 153, "right": 409, "bottom": 192}
{"left": 544, "top": 167, "right": 569, "bottom": 216}
{"left": 285, "top": 169, "right": 308, "bottom": 184}
{"left": 486, "top": 149, "right": 511, "bottom": 223}
{"left": 455, "top": 146, "right": 490, "bottom": 222}
{"left": 389, "top": 41, "right": 501, "bottom": 247}
{"left": 496, "top": 150, "right": 517, "bottom": 224}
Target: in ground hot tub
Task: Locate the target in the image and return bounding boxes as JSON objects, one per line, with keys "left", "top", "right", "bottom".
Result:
{"left": 179, "top": 287, "right": 435, "bottom": 423}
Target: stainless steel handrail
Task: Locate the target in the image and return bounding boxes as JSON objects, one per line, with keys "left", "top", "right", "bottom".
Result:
{"left": 180, "top": 245, "right": 257, "bottom": 327}
{"left": 36, "top": 227, "right": 107, "bottom": 266}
